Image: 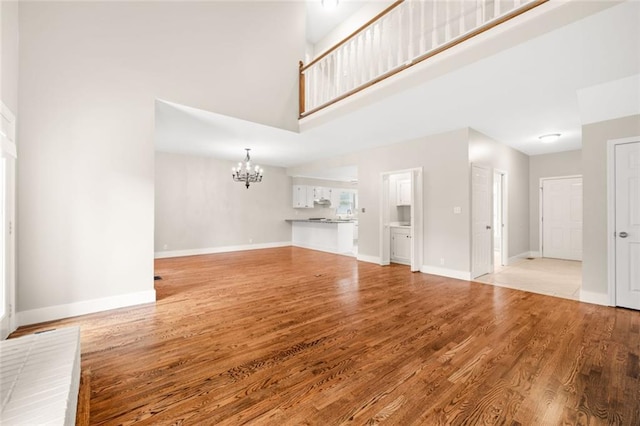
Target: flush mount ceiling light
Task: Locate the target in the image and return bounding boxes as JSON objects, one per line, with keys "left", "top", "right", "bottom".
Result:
{"left": 232, "top": 148, "right": 263, "bottom": 189}
{"left": 321, "top": 0, "right": 339, "bottom": 10}
{"left": 538, "top": 133, "right": 561, "bottom": 143}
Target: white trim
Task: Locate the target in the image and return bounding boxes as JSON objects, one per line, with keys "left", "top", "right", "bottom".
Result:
{"left": 379, "top": 168, "right": 424, "bottom": 269}
{"left": 16, "top": 290, "right": 156, "bottom": 326}
{"left": 508, "top": 251, "right": 533, "bottom": 265}
{"left": 493, "top": 169, "right": 509, "bottom": 270}
{"left": 154, "top": 241, "right": 291, "bottom": 259}
{"left": 606, "top": 136, "right": 640, "bottom": 307}
{"left": 579, "top": 289, "right": 610, "bottom": 306}
{"left": 356, "top": 254, "right": 381, "bottom": 264}
{"left": 421, "top": 265, "right": 472, "bottom": 281}
{"left": 528, "top": 251, "right": 541, "bottom": 258}
{"left": 538, "top": 174, "right": 583, "bottom": 258}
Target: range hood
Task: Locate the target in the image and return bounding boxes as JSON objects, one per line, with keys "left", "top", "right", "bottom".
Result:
{"left": 314, "top": 198, "right": 331, "bottom": 206}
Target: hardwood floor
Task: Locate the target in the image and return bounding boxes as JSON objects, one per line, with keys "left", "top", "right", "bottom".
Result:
{"left": 12, "top": 247, "right": 640, "bottom": 425}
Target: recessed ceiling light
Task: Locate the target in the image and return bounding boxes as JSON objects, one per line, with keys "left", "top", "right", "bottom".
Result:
{"left": 538, "top": 133, "right": 561, "bottom": 143}
{"left": 321, "top": 0, "right": 339, "bottom": 10}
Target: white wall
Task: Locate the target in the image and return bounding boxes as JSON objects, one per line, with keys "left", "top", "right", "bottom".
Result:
{"left": 291, "top": 128, "right": 471, "bottom": 274}
{"left": 468, "top": 129, "right": 530, "bottom": 259}
{"left": 155, "top": 152, "right": 294, "bottom": 256}
{"left": 582, "top": 114, "right": 640, "bottom": 297}
{"left": 1, "top": 0, "right": 19, "bottom": 113}
{"left": 528, "top": 150, "right": 581, "bottom": 252}
{"left": 17, "top": 2, "right": 305, "bottom": 320}
{"left": 359, "top": 129, "right": 470, "bottom": 273}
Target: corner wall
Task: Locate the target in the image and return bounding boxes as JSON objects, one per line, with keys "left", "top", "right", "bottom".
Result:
{"left": 582, "top": 114, "right": 640, "bottom": 299}
{"left": 1, "top": 0, "right": 19, "bottom": 113}
{"left": 468, "top": 129, "right": 530, "bottom": 260}
{"left": 17, "top": 1, "right": 305, "bottom": 323}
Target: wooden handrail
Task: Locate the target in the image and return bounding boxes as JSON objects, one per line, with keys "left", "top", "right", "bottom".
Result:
{"left": 301, "top": 0, "right": 405, "bottom": 72}
{"left": 299, "top": 0, "right": 549, "bottom": 119}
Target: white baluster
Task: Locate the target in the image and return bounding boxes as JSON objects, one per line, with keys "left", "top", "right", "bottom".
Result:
{"left": 397, "top": 5, "right": 403, "bottom": 64}
{"left": 419, "top": 0, "right": 426, "bottom": 54}
{"left": 459, "top": 0, "right": 466, "bottom": 35}
{"left": 312, "top": 65, "right": 318, "bottom": 109}
{"left": 433, "top": 0, "right": 440, "bottom": 48}
{"left": 405, "top": 0, "right": 415, "bottom": 62}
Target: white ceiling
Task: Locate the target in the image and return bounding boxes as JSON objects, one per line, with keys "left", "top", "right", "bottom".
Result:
{"left": 155, "top": 1, "right": 640, "bottom": 180}
{"left": 305, "top": 0, "right": 370, "bottom": 44}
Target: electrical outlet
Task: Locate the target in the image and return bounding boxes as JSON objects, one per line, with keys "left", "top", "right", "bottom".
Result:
{"left": 453, "top": 207, "right": 461, "bottom": 214}
{"left": 440, "top": 258, "right": 445, "bottom": 265}
{"left": 361, "top": 207, "right": 366, "bottom": 213}
{"left": 249, "top": 238, "right": 253, "bottom": 243}
{"left": 163, "top": 244, "right": 168, "bottom": 250}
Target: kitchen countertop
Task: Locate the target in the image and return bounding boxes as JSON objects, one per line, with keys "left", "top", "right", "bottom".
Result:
{"left": 390, "top": 222, "right": 411, "bottom": 228}
{"left": 286, "top": 219, "right": 357, "bottom": 224}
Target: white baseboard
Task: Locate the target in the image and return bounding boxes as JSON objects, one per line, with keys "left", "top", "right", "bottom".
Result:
{"left": 17, "top": 290, "right": 157, "bottom": 327}
{"left": 356, "top": 254, "right": 380, "bottom": 264}
{"left": 579, "top": 289, "right": 610, "bottom": 306}
{"left": 155, "top": 241, "right": 291, "bottom": 259}
{"left": 421, "top": 265, "right": 471, "bottom": 281}
{"left": 508, "top": 251, "right": 533, "bottom": 265}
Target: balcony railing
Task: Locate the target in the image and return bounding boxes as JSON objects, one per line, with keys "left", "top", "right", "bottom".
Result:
{"left": 299, "top": 0, "right": 547, "bottom": 118}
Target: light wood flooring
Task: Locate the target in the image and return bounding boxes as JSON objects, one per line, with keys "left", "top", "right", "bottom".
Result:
{"left": 11, "top": 247, "right": 640, "bottom": 425}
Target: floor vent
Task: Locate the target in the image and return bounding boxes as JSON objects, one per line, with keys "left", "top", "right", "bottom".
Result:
{"left": 0, "top": 326, "right": 81, "bottom": 425}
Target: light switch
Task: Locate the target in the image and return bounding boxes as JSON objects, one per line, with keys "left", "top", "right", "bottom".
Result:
{"left": 453, "top": 206, "right": 461, "bottom": 214}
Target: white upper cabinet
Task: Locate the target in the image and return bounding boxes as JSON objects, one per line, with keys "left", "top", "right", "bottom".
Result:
{"left": 397, "top": 179, "right": 411, "bottom": 206}
{"left": 313, "top": 187, "right": 332, "bottom": 201}
{"left": 293, "top": 185, "right": 314, "bottom": 208}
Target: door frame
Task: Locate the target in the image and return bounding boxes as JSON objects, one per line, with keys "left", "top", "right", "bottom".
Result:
{"left": 607, "top": 136, "right": 640, "bottom": 306}
{"left": 538, "top": 174, "right": 583, "bottom": 258}
{"left": 493, "top": 169, "right": 508, "bottom": 269}
{"left": 379, "top": 167, "right": 424, "bottom": 272}
{"left": 0, "top": 101, "right": 17, "bottom": 339}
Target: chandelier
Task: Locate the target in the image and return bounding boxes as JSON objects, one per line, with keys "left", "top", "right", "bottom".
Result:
{"left": 232, "top": 148, "right": 264, "bottom": 189}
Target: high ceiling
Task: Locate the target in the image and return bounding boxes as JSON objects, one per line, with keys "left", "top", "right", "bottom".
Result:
{"left": 155, "top": 1, "right": 640, "bottom": 179}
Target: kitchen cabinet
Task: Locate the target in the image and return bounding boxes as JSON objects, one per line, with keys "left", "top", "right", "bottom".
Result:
{"left": 391, "top": 227, "right": 411, "bottom": 265}
{"left": 289, "top": 220, "right": 355, "bottom": 256}
{"left": 397, "top": 179, "right": 411, "bottom": 206}
{"left": 313, "top": 187, "right": 332, "bottom": 201}
{"left": 293, "top": 185, "right": 314, "bottom": 208}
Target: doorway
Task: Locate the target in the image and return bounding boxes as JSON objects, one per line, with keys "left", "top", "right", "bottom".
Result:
{"left": 608, "top": 138, "right": 640, "bottom": 310}
{"left": 380, "top": 168, "right": 423, "bottom": 272}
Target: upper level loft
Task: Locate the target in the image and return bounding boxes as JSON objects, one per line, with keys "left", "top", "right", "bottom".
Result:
{"left": 300, "top": 0, "right": 547, "bottom": 118}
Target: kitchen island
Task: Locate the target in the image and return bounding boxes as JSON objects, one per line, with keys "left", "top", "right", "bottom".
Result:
{"left": 286, "top": 219, "right": 356, "bottom": 256}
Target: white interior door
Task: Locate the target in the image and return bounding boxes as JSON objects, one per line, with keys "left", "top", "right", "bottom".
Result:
{"left": 471, "top": 164, "right": 492, "bottom": 279}
{"left": 542, "top": 177, "right": 582, "bottom": 261}
{"left": 615, "top": 142, "right": 640, "bottom": 310}
{"left": 0, "top": 102, "right": 17, "bottom": 340}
